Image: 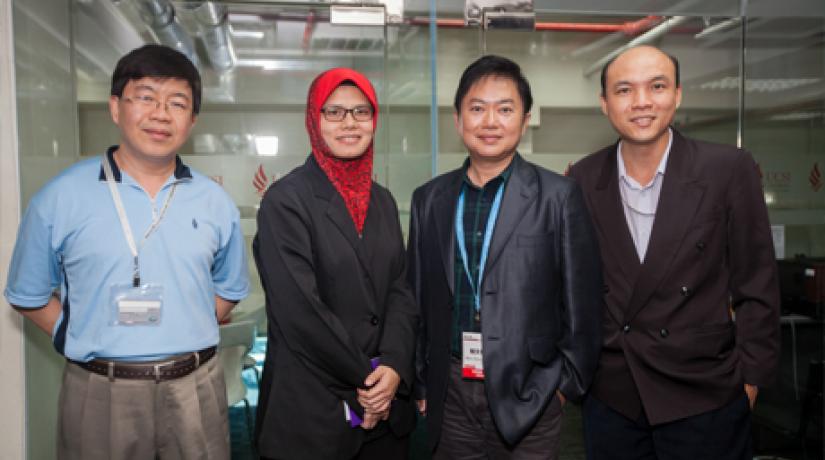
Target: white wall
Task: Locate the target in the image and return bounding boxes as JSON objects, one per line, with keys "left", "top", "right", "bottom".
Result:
{"left": 0, "top": 0, "right": 26, "bottom": 457}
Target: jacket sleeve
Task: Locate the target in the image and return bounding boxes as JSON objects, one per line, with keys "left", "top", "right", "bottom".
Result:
{"left": 406, "top": 188, "right": 428, "bottom": 401}
{"left": 376, "top": 192, "right": 419, "bottom": 397}
{"left": 727, "top": 151, "right": 781, "bottom": 387}
{"left": 557, "top": 181, "right": 604, "bottom": 402}
{"left": 255, "top": 183, "right": 372, "bottom": 396}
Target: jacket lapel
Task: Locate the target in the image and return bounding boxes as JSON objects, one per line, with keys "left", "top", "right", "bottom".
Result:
{"left": 625, "top": 132, "right": 705, "bottom": 321}
{"left": 589, "top": 146, "right": 641, "bottom": 324}
{"left": 592, "top": 146, "right": 642, "bottom": 278}
{"left": 432, "top": 171, "right": 462, "bottom": 295}
{"left": 307, "top": 157, "right": 375, "bottom": 287}
{"left": 484, "top": 154, "right": 537, "bottom": 274}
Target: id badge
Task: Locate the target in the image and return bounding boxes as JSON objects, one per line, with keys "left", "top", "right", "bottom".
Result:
{"left": 110, "top": 283, "right": 163, "bottom": 326}
{"left": 461, "top": 332, "right": 484, "bottom": 380}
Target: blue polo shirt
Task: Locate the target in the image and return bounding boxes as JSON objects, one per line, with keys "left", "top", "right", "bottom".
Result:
{"left": 5, "top": 146, "right": 250, "bottom": 362}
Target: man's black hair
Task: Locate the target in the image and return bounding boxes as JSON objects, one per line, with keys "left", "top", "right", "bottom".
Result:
{"left": 600, "top": 47, "right": 680, "bottom": 97}
{"left": 453, "top": 55, "right": 533, "bottom": 114}
{"left": 111, "top": 44, "right": 202, "bottom": 114}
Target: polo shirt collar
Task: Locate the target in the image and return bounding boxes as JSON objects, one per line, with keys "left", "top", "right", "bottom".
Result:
{"left": 98, "top": 145, "right": 192, "bottom": 182}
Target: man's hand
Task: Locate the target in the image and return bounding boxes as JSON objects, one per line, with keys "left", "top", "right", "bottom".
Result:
{"left": 357, "top": 365, "right": 401, "bottom": 413}
{"left": 416, "top": 399, "right": 427, "bottom": 416}
{"left": 556, "top": 390, "right": 566, "bottom": 406}
{"left": 361, "top": 409, "right": 389, "bottom": 430}
{"left": 744, "top": 383, "right": 758, "bottom": 410}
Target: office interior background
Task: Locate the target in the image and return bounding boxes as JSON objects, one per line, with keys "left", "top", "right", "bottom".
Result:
{"left": 0, "top": 0, "right": 822, "bottom": 458}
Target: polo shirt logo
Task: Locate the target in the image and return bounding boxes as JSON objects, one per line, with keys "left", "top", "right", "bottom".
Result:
{"left": 192, "top": 218, "right": 198, "bottom": 229}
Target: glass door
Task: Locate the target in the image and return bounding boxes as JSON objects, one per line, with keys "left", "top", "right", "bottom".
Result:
{"left": 15, "top": 0, "right": 435, "bottom": 457}
{"left": 70, "top": 0, "right": 436, "bottom": 317}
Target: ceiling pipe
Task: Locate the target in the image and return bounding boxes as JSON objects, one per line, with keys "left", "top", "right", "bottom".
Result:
{"left": 302, "top": 10, "right": 317, "bottom": 53}
{"left": 570, "top": 31, "right": 627, "bottom": 58}
{"left": 583, "top": 15, "right": 691, "bottom": 77}
{"left": 536, "top": 15, "right": 660, "bottom": 32}
{"left": 694, "top": 16, "right": 742, "bottom": 39}
{"left": 182, "top": 1, "right": 236, "bottom": 71}
{"left": 228, "top": 12, "right": 670, "bottom": 37}
{"left": 407, "top": 15, "right": 662, "bottom": 33}
{"left": 135, "top": 0, "right": 199, "bottom": 67}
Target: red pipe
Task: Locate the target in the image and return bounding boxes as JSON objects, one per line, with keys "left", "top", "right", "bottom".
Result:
{"left": 302, "top": 10, "right": 316, "bottom": 52}
{"left": 408, "top": 15, "right": 662, "bottom": 34}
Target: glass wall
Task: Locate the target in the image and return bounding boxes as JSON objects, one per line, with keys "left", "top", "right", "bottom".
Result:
{"left": 73, "top": 0, "right": 435, "bottom": 328}
{"left": 742, "top": 16, "right": 824, "bottom": 459}
{"left": 12, "top": 1, "right": 80, "bottom": 459}
{"left": 11, "top": 0, "right": 823, "bottom": 458}
{"left": 433, "top": 14, "right": 744, "bottom": 173}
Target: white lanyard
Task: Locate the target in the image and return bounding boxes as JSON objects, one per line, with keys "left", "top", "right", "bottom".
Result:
{"left": 101, "top": 155, "right": 178, "bottom": 287}
{"left": 455, "top": 181, "right": 505, "bottom": 312}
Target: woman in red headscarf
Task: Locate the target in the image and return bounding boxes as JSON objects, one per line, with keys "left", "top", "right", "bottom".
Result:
{"left": 253, "top": 68, "right": 418, "bottom": 459}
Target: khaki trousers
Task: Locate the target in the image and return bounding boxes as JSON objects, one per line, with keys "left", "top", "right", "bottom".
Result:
{"left": 58, "top": 352, "right": 230, "bottom": 460}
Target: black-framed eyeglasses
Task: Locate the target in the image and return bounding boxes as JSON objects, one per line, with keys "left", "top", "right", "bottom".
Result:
{"left": 320, "top": 105, "right": 374, "bottom": 122}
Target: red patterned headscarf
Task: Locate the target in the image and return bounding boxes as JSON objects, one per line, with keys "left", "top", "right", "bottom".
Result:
{"left": 306, "top": 68, "right": 378, "bottom": 235}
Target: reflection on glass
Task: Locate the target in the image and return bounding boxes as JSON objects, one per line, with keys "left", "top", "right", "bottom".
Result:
{"left": 12, "top": 0, "right": 823, "bottom": 458}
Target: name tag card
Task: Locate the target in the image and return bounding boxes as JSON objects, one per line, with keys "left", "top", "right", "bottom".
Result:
{"left": 110, "top": 283, "right": 163, "bottom": 326}
{"left": 462, "top": 332, "right": 484, "bottom": 380}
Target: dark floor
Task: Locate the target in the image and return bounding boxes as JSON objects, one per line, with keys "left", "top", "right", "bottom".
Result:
{"left": 229, "top": 337, "right": 822, "bottom": 459}
{"left": 231, "top": 403, "right": 586, "bottom": 459}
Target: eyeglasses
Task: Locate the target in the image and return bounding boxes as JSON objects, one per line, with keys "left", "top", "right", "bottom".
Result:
{"left": 123, "top": 94, "right": 191, "bottom": 115}
{"left": 320, "top": 105, "right": 374, "bottom": 122}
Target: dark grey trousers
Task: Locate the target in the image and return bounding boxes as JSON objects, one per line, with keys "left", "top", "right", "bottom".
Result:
{"left": 433, "top": 357, "right": 563, "bottom": 460}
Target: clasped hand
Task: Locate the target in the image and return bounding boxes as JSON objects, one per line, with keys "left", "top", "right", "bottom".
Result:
{"left": 357, "top": 365, "right": 400, "bottom": 430}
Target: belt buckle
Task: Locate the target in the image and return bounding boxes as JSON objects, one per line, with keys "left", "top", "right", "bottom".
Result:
{"left": 153, "top": 359, "right": 178, "bottom": 384}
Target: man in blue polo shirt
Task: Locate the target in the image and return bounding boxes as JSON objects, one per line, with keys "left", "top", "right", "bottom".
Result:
{"left": 5, "top": 44, "right": 249, "bottom": 459}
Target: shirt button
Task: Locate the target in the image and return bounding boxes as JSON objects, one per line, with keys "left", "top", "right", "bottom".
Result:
{"left": 476, "top": 231, "right": 483, "bottom": 237}
{"left": 660, "top": 328, "right": 669, "bottom": 338}
{"left": 622, "top": 324, "right": 631, "bottom": 333}
{"left": 681, "top": 286, "right": 690, "bottom": 296}
{"left": 370, "top": 315, "right": 379, "bottom": 326}
{"left": 696, "top": 242, "right": 706, "bottom": 251}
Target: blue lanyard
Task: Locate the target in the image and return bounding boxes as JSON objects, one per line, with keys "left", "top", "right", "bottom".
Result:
{"left": 455, "top": 181, "right": 505, "bottom": 312}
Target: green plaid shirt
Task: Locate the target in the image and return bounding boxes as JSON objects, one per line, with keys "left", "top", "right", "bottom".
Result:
{"left": 451, "top": 162, "right": 513, "bottom": 356}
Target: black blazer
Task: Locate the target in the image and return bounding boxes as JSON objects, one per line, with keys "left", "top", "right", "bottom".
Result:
{"left": 408, "top": 153, "right": 604, "bottom": 448}
{"left": 253, "top": 156, "right": 418, "bottom": 459}
{"left": 568, "top": 130, "right": 780, "bottom": 425}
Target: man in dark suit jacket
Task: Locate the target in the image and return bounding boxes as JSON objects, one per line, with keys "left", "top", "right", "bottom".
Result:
{"left": 568, "top": 45, "right": 780, "bottom": 460}
{"left": 408, "top": 55, "right": 603, "bottom": 459}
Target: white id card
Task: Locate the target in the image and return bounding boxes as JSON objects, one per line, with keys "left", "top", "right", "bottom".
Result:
{"left": 110, "top": 283, "right": 163, "bottom": 326}
{"left": 461, "top": 332, "right": 484, "bottom": 380}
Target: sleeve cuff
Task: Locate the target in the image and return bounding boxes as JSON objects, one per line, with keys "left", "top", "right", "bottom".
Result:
{"left": 4, "top": 290, "right": 52, "bottom": 308}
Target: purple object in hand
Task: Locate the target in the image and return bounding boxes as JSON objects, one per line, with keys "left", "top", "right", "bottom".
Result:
{"left": 348, "top": 357, "right": 380, "bottom": 427}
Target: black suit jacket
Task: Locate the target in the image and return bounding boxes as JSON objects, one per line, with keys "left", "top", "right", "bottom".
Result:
{"left": 568, "top": 130, "right": 780, "bottom": 425}
{"left": 408, "top": 153, "right": 603, "bottom": 448}
{"left": 253, "top": 156, "right": 418, "bottom": 459}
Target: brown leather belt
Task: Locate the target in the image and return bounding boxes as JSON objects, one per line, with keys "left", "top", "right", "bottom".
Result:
{"left": 70, "top": 346, "right": 217, "bottom": 383}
